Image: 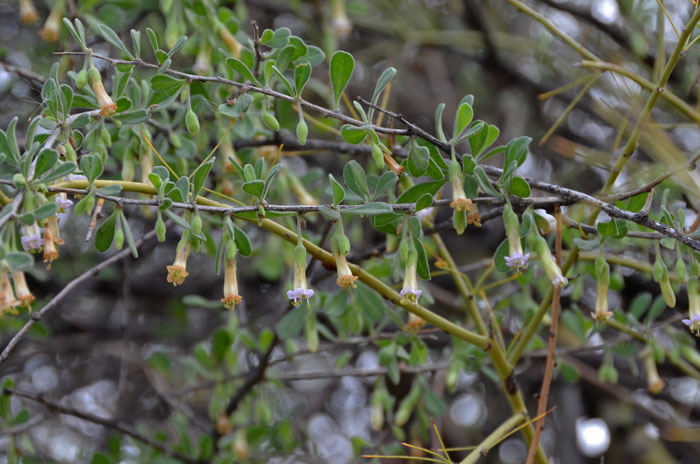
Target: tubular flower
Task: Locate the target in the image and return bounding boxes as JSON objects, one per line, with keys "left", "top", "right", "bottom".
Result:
{"left": 407, "top": 312, "right": 426, "bottom": 331}
{"left": 217, "top": 21, "right": 241, "bottom": 58}
{"left": 39, "top": 0, "right": 63, "bottom": 42}
{"left": 47, "top": 215, "right": 64, "bottom": 245}
{"left": 331, "top": 0, "right": 352, "bottom": 38}
{"left": 533, "top": 234, "right": 567, "bottom": 287}
{"left": 166, "top": 238, "right": 191, "bottom": 286}
{"left": 221, "top": 253, "right": 243, "bottom": 309}
{"left": 12, "top": 271, "right": 34, "bottom": 308}
{"left": 641, "top": 346, "right": 665, "bottom": 394}
{"left": 592, "top": 252, "right": 613, "bottom": 321}
{"left": 467, "top": 204, "right": 481, "bottom": 226}
{"left": 503, "top": 205, "right": 529, "bottom": 271}
{"left": 21, "top": 223, "right": 43, "bottom": 251}
{"left": 42, "top": 226, "right": 59, "bottom": 264}
{"left": 19, "top": 0, "right": 39, "bottom": 24}
{"left": 1, "top": 272, "right": 19, "bottom": 316}
{"left": 683, "top": 275, "right": 700, "bottom": 337}
{"left": 287, "top": 243, "right": 314, "bottom": 306}
{"left": 334, "top": 249, "right": 358, "bottom": 288}
{"left": 400, "top": 260, "right": 422, "bottom": 303}
{"left": 449, "top": 172, "right": 472, "bottom": 212}
{"left": 88, "top": 66, "right": 117, "bottom": 117}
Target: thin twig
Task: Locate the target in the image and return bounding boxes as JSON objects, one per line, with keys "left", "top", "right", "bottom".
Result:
{"left": 4, "top": 387, "right": 196, "bottom": 463}
{"left": 525, "top": 206, "right": 562, "bottom": 464}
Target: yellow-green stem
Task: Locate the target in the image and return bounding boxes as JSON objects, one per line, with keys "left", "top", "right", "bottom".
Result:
{"left": 459, "top": 413, "right": 528, "bottom": 464}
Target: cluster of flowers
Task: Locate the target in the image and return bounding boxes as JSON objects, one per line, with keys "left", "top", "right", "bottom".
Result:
{"left": 5, "top": 194, "right": 75, "bottom": 316}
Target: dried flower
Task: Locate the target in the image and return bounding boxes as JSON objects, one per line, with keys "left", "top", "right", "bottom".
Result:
{"left": 287, "top": 242, "right": 314, "bottom": 306}
{"left": 166, "top": 238, "right": 191, "bottom": 286}
{"left": 1, "top": 272, "right": 19, "bottom": 315}
{"left": 89, "top": 66, "right": 117, "bottom": 117}
{"left": 39, "top": 0, "right": 63, "bottom": 42}
{"left": 641, "top": 346, "right": 664, "bottom": 394}
{"left": 221, "top": 245, "right": 243, "bottom": 309}
{"left": 19, "top": 0, "right": 39, "bottom": 24}
{"left": 449, "top": 173, "right": 472, "bottom": 212}
{"left": 47, "top": 215, "right": 64, "bottom": 245}
{"left": 334, "top": 250, "right": 358, "bottom": 288}
{"left": 331, "top": 0, "right": 352, "bottom": 38}
{"left": 407, "top": 312, "right": 426, "bottom": 330}
{"left": 42, "top": 226, "right": 59, "bottom": 264}
{"left": 12, "top": 271, "right": 34, "bottom": 308}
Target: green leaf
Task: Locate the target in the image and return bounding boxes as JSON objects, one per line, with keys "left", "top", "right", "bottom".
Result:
{"left": 212, "top": 329, "right": 231, "bottom": 362}
{"left": 92, "top": 453, "right": 110, "bottom": 464}
{"left": 329, "top": 50, "right": 354, "bottom": 109}
{"left": 318, "top": 205, "right": 341, "bottom": 219}
{"left": 371, "top": 67, "right": 397, "bottom": 105}
{"left": 226, "top": 57, "right": 260, "bottom": 86}
{"left": 242, "top": 180, "right": 265, "bottom": 200}
{"left": 573, "top": 236, "right": 601, "bottom": 251}
{"left": 271, "top": 66, "right": 294, "bottom": 96}
{"left": 32, "top": 202, "right": 58, "bottom": 220}
{"left": 471, "top": 122, "right": 500, "bottom": 158}
{"left": 340, "top": 124, "right": 367, "bottom": 144}
{"left": 97, "top": 24, "right": 134, "bottom": 59}
{"left": 343, "top": 160, "right": 371, "bottom": 201}
{"left": 33, "top": 148, "right": 58, "bottom": 180}
{"left": 113, "top": 110, "right": 149, "bottom": 125}
{"left": 416, "top": 192, "right": 434, "bottom": 211}
{"left": 373, "top": 171, "right": 397, "bottom": 199}
{"left": 408, "top": 141, "right": 430, "bottom": 176}
{"left": 396, "top": 179, "right": 447, "bottom": 204}
{"left": 473, "top": 166, "right": 499, "bottom": 196}
{"left": 5, "top": 252, "right": 33, "bottom": 271}
{"left": 276, "top": 306, "right": 306, "bottom": 339}
{"left": 95, "top": 210, "right": 118, "bottom": 252}
{"left": 343, "top": 202, "right": 393, "bottom": 216}
{"left": 626, "top": 192, "right": 649, "bottom": 213}
{"left": 260, "top": 27, "right": 291, "bottom": 48}
{"left": 509, "top": 176, "right": 531, "bottom": 197}
{"left": 452, "top": 101, "right": 473, "bottom": 141}
{"left": 493, "top": 238, "right": 510, "bottom": 272}
{"left": 80, "top": 154, "right": 103, "bottom": 184}
{"left": 234, "top": 226, "right": 252, "bottom": 256}
{"left": 167, "top": 35, "right": 188, "bottom": 57}
{"left": 97, "top": 185, "right": 123, "bottom": 196}
{"left": 192, "top": 160, "right": 213, "bottom": 197}
{"left": 0, "top": 128, "right": 18, "bottom": 166}
{"left": 63, "top": 18, "right": 85, "bottom": 48}
{"left": 118, "top": 212, "right": 138, "bottom": 258}
{"left": 435, "top": 103, "right": 446, "bottom": 142}
{"left": 7, "top": 409, "right": 30, "bottom": 427}
{"left": 294, "top": 62, "right": 312, "bottom": 96}
{"left": 597, "top": 219, "right": 628, "bottom": 239}
{"left": 329, "top": 173, "right": 345, "bottom": 207}
{"left": 414, "top": 236, "right": 431, "bottom": 280}
{"left": 218, "top": 93, "right": 254, "bottom": 118}
{"left": 504, "top": 136, "right": 531, "bottom": 170}
{"left": 150, "top": 74, "right": 186, "bottom": 92}
{"left": 38, "top": 161, "right": 77, "bottom": 183}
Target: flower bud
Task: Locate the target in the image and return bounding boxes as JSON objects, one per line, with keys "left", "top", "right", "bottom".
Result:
{"left": 296, "top": 118, "right": 308, "bottom": 146}
{"left": 592, "top": 251, "right": 613, "bottom": 321}
{"left": 191, "top": 214, "right": 203, "bottom": 235}
{"left": 641, "top": 346, "right": 664, "bottom": 394}
{"left": 371, "top": 143, "right": 385, "bottom": 168}
{"left": 114, "top": 228, "right": 125, "bottom": 250}
{"left": 185, "top": 109, "right": 200, "bottom": 136}
{"left": 76, "top": 69, "right": 88, "bottom": 89}
{"left": 155, "top": 212, "right": 166, "bottom": 242}
{"left": 262, "top": 111, "right": 280, "bottom": 131}
{"left": 533, "top": 234, "right": 567, "bottom": 287}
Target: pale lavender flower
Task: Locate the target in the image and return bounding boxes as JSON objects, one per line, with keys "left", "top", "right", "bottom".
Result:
{"left": 55, "top": 195, "right": 73, "bottom": 210}
{"left": 400, "top": 287, "right": 423, "bottom": 300}
{"left": 287, "top": 288, "right": 315, "bottom": 304}
{"left": 683, "top": 315, "right": 700, "bottom": 336}
{"left": 21, "top": 223, "right": 43, "bottom": 251}
{"left": 504, "top": 252, "right": 530, "bottom": 271}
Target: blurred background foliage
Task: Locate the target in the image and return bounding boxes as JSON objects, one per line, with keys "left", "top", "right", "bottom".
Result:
{"left": 2, "top": 0, "right": 700, "bottom": 463}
